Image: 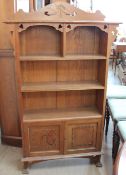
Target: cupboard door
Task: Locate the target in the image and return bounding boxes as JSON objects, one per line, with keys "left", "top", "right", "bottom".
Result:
{"left": 23, "top": 121, "right": 64, "bottom": 157}
{"left": 64, "top": 118, "right": 102, "bottom": 154}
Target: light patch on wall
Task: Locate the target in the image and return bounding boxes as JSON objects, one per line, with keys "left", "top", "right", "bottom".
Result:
{"left": 16, "top": 0, "right": 29, "bottom": 12}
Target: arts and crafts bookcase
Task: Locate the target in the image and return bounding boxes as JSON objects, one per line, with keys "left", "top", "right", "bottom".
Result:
{"left": 6, "top": 2, "right": 119, "bottom": 172}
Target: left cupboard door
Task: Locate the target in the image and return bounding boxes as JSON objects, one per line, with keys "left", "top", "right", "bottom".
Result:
{"left": 22, "top": 121, "right": 64, "bottom": 157}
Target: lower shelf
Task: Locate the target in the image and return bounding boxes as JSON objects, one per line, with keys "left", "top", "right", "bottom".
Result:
{"left": 22, "top": 151, "right": 103, "bottom": 163}
{"left": 23, "top": 107, "right": 102, "bottom": 122}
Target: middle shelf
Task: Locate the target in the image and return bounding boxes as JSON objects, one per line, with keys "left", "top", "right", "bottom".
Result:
{"left": 20, "top": 55, "right": 107, "bottom": 61}
{"left": 21, "top": 59, "right": 106, "bottom": 89}
{"left": 23, "top": 106, "right": 102, "bottom": 122}
{"left": 21, "top": 81, "right": 104, "bottom": 92}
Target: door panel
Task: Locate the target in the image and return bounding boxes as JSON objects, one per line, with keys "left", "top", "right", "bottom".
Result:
{"left": 23, "top": 121, "right": 64, "bottom": 157}
{"left": 64, "top": 118, "right": 101, "bottom": 154}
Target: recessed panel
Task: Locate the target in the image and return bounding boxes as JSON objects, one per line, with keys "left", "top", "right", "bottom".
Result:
{"left": 20, "top": 26, "right": 61, "bottom": 56}
{"left": 66, "top": 26, "right": 107, "bottom": 56}
{"left": 23, "top": 92, "right": 57, "bottom": 110}
{"left": 65, "top": 118, "right": 101, "bottom": 154}
{"left": 21, "top": 61, "right": 56, "bottom": 83}
{"left": 57, "top": 60, "right": 98, "bottom": 82}
{"left": 57, "top": 90, "right": 96, "bottom": 109}
{"left": 23, "top": 122, "right": 64, "bottom": 156}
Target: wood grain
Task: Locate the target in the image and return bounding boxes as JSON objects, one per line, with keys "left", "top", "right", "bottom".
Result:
{"left": 23, "top": 92, "right": 57, "bottom": 110}
{"left": 0, "top": 0, "right": 13, "bottom": 49}
{"left": 20, "top": 55, "right": 106, "bottom": 61}
{"left": 21, "top": 61, "right": 56, "bottom": 83}
{"left": 22, "top": 151, "right": 102, "bottom": 162}
{"left": 0, "top": 53, "right": 21, "bottom": 137}
{"left": 28, "top": 122, "right": 64, "bottom": 157}
{"left": 0, "top": 0, "right": 22, "bottom": 146}
{"left": 20, "top": 25, "right": 61, "bottom": 56}
{"left": 23, "top": 107, "right": 102, "bottom": 122}
{"left": 22, "top": 90, "right": 98, "bottom": 111}
{"left": 21, "top": 60, "right": 104, "bottom": 83}
{"left": 64, "top": 118, "right": 101, "bottom": 154}
{"left": 6, "top": 1, "right": 119, "bottom": 169}
{"left": 66, "top": 26, "right": 100, "bottom": 55}
{"left": 57, "top": 60, "right": 98, "bottom": 82}
{"left": 21, "top": 81, "right": 104, "bottom": 92}
{"left": 57, "top": 90, "right": 96, "bottom": 109}
{"left": 5, "top": 2, "right": 106, "bottom": 23}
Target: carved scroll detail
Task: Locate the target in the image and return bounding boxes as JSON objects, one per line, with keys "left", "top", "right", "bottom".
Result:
{"left": 44, "top": 4, "right": 77, "bottom": 18}
{"left": 5, "top": 2, "right": 106, "bottom": 23}
{"left": 17, "top": 22, "right": 112, "bottom": 33}
{"left": 41, "top": 130, "right": 57, "bottom": 146}
{"left": 17, "top": 23, "right": 64, "bottom": 32}
{"left": 96, "top": 24, "right": 109, "bottom": 33}
{"left": 65, "top": 24, "right": 77, "bottom": 32}
{"left": 30, "top": 126, "right": 60, "bottom": 151}
{"left": 64, "top": 24, "right": 110, "bottom": 33}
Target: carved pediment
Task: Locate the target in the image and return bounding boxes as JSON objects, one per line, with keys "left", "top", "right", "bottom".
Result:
{"left": 5, "top": 2, "right": 105, "bottom": 23}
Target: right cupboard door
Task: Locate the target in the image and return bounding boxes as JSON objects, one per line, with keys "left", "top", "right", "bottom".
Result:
{"left": 64, "top": 118, "right": 102, "bottom": 154}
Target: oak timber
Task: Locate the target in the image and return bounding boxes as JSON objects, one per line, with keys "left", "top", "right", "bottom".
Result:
{"left": 21, "top": 81, "right": 104, "bottom": 92}
{"left": 20, "top": 55, "right": 107, "bottom": 61}
{"left": 6, "top": 1, "right": 120, "bottom": 171}
{"left": 23, "top": 107, "right": 102, "bottom": 122}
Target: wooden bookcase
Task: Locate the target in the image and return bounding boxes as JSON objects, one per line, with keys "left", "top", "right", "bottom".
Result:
{"left": 6, "top": 2, "right": 119, "bottom": 172}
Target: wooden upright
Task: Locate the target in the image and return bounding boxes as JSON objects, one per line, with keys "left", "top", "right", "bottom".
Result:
{"left": 0, "top": 0, "right": 21, "bottom": 146}
{"left": 5, "top": 2, "right": 119, "bottom": 172}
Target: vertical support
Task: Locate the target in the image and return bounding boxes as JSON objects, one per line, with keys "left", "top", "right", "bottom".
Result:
{"left": 105, "top": 99, "right": 110, "bottom": 136}
{"left": 114, "top": 52, "right": 120, "bottom": 75}
{"left": 22, "top": 161, "right": 29, "bottom": 174}
{"left": 99, "top": 25, "right": 117, "bottom": 147}
{"left": 95, "top": 155, "right": 102, "bottom": 167}
{"left": 95, "top": 25, "right": 109, "bottom": 157}
{"left": 112, "top": 123, "right": 120, "bottom": 161}
{"left": 0, "top": 0, "right": 22, "bottom": 146}
{"left": 90, "top": 155, "right": 102, "bottom": 167}
{"left": 13, "top": 25, "right": 23, "bottom": 128}
{"left": 62, "top": 24, "right": 66, "bottom": 57}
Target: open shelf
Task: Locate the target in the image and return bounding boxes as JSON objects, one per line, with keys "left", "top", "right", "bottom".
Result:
{"left": 21, "top": 60, "right": 106, "bottom": 87}
{"left": 21, "top": 81, "right": 104, "bottom": 92}
{"left": 20, "top": 25, "right": 62, "bottom": 56}
{"left": 22, "top": 90, "right": 104, "bottom": 113}
{"left": 20, "top": 55, "right": 107, "bottom": 61}
{"left": 66, "top": 26, "right": 107, "bottom": 56}
{"left": 23, "top": 107, "right": 102, "bottom": 122}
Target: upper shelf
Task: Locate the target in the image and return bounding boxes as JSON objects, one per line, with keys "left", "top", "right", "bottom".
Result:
{"left": 20, "top": 55, "right": 107, "bottom": 61}
{"left": 19, "top": 25, "right": 108, "bottom": 56}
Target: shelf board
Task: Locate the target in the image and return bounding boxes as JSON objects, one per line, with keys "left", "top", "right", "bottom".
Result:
{"left": 21, "top": 81, "right": 104, "bottom": 92}
{"left": 23, "top": 107, "right": 102, "bottom": 122}
{"left": 22, "top": 151, "right": 102, "bottom": 162}
{"left": 20, "top": 55, "right": 106, "bottom": 61}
